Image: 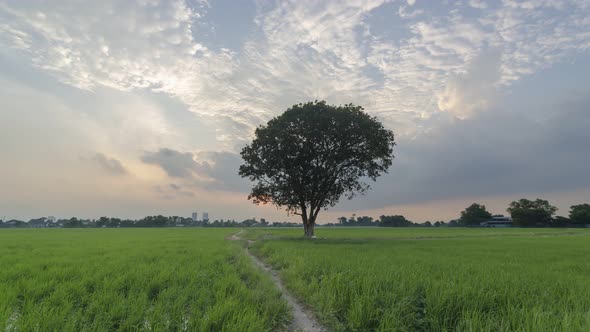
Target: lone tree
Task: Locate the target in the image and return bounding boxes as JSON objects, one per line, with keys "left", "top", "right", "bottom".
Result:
{"left": 239, "top": 101, "right": 395, "bottom": 237}
{"left": 507, "top": 198, "right": 557, "bottom": 227}
{"left": 459, "top": 203, "right": 492, "bottom": 226}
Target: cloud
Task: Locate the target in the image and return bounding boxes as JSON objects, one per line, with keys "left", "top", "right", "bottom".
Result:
{"left": 468, "top": 0, "right": 488, "bottom": 9}
{"left": 437, "top": 49, "right": 502, "bottom": 118}
{"left": 168, "top": 183, "right": 195, "bottom": 197}
{"left": 140, "top": 148, "right": 250, "bottom": 191}
{"left": 1, "top": 0, "right": 589, "bottom": 145}
{"left": 190, "top": 151, "right": 251, "bottom": 191}
{"left": 152, "top": 183, "right": 195, "bottom": 200}
{"left": 0, "top": 0, "right": 214, "bottom": 90}
{"left": 141, "top": 148, "right": 198, "bottom": 178}
{"left": 1, "top": 0, "right": 590, "bottom": 221}
{"left": 0, "top": 0, "right": 241, "bottom": 145}
{"left": 340, "top": 94, "right": 590, "bottom": 210}
{"left": 92, "top": 153, "right": 128, "bottom": 175}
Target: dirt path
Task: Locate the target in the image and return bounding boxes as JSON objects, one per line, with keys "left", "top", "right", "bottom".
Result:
{"left": 229, "top": 229, "right": 325, "bottom": 332}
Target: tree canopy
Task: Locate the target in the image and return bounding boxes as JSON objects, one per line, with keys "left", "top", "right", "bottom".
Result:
{"left": 239, "top": 101, "right": 396, "bottom": 237}
{"left": 379, "top": 215, "right": 412, "bottom": 227}
{"left": 459, "top": 203, "right": 492, "bottom": 226}
{"left": 569, "top": 204, "right": 590, "bottom": 225}
{"left": 507, "top": 198, "right": 557, "bottom": 227}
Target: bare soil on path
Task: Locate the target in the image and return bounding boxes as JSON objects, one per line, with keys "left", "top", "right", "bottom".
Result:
{"left": 229, "top": 229, "right": 326, "bottom": 332}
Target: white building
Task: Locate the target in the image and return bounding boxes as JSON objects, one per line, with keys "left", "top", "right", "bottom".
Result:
{"left": 191, "top": 212, "right": 198, "bottom": 221}
{"left": 480, "top": 216, "right": 513, "bottom": 228}
{"left": 202, "top": 212, "right": 209, "bottom": 221}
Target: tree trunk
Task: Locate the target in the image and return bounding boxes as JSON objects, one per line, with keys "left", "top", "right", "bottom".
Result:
{"left": 304, "top": 217, "right": 315, "bottom": 238}
{"left": 300, "top": 205, "right": 315, "bottom": 238}
{"left": 307, "top": 222, "right": 315, "bottom": 237}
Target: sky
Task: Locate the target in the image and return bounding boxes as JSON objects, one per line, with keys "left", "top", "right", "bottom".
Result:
{"left": 1, "top": 0, "right": 590, "bottom": 223}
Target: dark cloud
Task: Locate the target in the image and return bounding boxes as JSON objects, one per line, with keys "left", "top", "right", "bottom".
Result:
{"left": 340, "top": 96, "right": 590, "bottom": 210}
{"left": 140, "top": 148, "right": 250, "bottom": 192}
{"left": 141, "top": 95, "right": 590, "bottom": 210}
{"left": 168, "top": 183, "right": 194, "bottom": 196}
{"left": 192, "top": 151, "right": 251, "bottom": 191}
{"left": 141, "top": 148, "right": 199, "bottom": 178}
{"left": 153, "top": 184, "right": 195, "bottom": 199}
{"left": 92, "top": 153, "right": 128, "bottom": 175}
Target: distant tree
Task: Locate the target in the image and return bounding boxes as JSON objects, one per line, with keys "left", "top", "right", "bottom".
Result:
{"left": 356, "top": 216, "right": 374, "bottom": 226}
{"left": 569, "top": 204, "right": 590, "bottom": 225}
{"left": 552, "top": 216, "right": 570, "bottom": 227}
{"left": 153, "top": 215, "right": 168, "bottom": 227}
{"left": 97, "top": 216, "right": 110, "bottom": 227}
{"left": 507, "top": 198, "right": 557, "bottom": 227}
{"left": 63, "top": 217, "right": 82, "bottom": 228}
{"left": 337, "top": 216, "right": 348, "bottom": 225}
{"left": 448, "top": 220, "right": 459, "bottom": 227}
{"left": 239, "top": 101, "right": 396, "bottom": 237}
{"left": 424, "top": 221, "right": 432, "bottom": 227}
{"left": 110, "top": 218, "right": 122, "bottom": 228}
{"left": 379, "top": 215, "right": 412, "bottom": 227}
{"left": 459, "top": 203, "right": 492, "bottom": 226}
{"left": 28, "top": 217, "right": 48, "bottom": 228}
{"left": 241, "top": 218, "right": 259, "bottom": 227}
{"left": 434, "top": 221, "right": 441, "bottom": 227}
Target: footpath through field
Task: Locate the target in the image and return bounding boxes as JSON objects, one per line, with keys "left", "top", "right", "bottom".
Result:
{"left": 229, "top": 229, "right": 325, "bottom": 332}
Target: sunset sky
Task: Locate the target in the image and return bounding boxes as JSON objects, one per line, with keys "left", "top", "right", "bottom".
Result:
{"left": 1, "top": 0, "right": 590, "bottom": 223}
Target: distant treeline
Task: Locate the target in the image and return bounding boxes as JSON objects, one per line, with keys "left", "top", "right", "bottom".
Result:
{"left": 326, "top": 215, "right": 452, "bottom": 227}
{"left": 0, "top": 215, "right": 446, "bottom": 229}
{"left": 2, "top": 199, "right": 589, "bottom": 229}
{"left": 332, "top": 200, "right": 590, "bottom": 228}
{"left": 0, "top": 216, "right": 281, "bottom": 228}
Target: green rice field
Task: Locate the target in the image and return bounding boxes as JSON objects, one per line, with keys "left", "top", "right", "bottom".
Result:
{"left": 1, "top": 227, "right": 590, "bottom": 331}
{"left": 250, "top": 227, "right": 590, "bottom": 331}
{"left": 0, "top": 229, "right": 289, "bottom": 331}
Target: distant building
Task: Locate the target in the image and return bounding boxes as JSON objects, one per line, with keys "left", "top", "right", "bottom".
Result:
{"left": 191, "top": 212, "right": 198, "bottom": 221}
{"left": 480, "top": 216, "right": 512, "bottom": 228}
{"left": 202, "top": 212, "right": 209, "bottom": 221}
